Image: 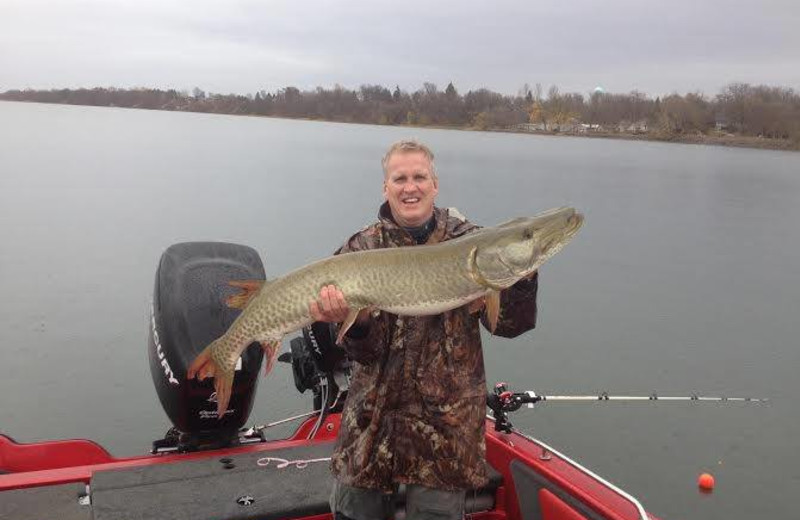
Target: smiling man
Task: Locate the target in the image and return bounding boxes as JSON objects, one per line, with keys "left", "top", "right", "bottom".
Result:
{"left": 310, "top": 140, "right": 539, "bottom": 520}
{"left": 382, "top": 143, "right": 439, "bottom": 229}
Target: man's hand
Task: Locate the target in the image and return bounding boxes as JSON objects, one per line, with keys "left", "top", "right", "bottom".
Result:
{"left": 309, "top": 284, "right": 370, "bottom": 325}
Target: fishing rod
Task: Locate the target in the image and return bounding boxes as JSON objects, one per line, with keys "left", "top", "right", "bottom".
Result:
{"left": 487, "top": 382, "right": 768, "bottom": 433}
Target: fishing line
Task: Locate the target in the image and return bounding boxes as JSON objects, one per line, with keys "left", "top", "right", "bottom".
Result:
{"left": 487, "top": 383, "right": 768, "bottom": 433}
{"left": 307, "top": 381, "right": 329, "bottom": 439}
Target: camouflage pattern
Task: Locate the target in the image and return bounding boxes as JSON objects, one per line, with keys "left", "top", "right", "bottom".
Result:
{"left": 330, "top": 203, "right": 538, "bottom": 492}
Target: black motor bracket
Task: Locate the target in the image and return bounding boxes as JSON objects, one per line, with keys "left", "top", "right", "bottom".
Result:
{"left": 284, "top": 321, "right": 349, "bottom": 413}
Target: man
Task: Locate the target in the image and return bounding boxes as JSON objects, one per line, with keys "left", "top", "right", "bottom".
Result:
{"left": 309, "top": 140, "right": 538, "bottom": 520}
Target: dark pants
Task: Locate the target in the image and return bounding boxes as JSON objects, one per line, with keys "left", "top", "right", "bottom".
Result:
{"left": 330, "top": 479, "right": 465, "bottom": 520}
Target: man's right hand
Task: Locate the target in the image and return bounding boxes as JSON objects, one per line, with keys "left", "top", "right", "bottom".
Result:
{"left": 309, "top": 284, "right": 370, "bottom": 325}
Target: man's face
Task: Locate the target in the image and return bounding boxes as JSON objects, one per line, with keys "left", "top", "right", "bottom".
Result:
{"left": 383, "top": 151, "right": 439, "bottom": 228}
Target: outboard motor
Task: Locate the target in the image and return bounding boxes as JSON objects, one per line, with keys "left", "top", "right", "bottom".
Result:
{"left": 148, "top": 242, "right": 265, "bottom": 452}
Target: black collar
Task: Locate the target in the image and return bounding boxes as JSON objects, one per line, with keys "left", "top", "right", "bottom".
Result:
{"left": 402, "top": 216, "right": 436, "bottom": 244}
{"left": 379, "top": 202, "right": 436, "bottom": 244}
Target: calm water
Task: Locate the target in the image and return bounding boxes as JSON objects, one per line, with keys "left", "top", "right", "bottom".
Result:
{"left": 1, "top": 101, "right": 798, "bottom": 519}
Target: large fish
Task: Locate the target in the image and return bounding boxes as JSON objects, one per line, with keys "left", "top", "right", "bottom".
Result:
{"left": 188, "top": 207, "right": 584, "bottom": 416}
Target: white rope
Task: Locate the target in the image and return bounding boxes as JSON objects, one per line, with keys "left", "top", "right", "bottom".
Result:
{"left": 256, "top": 456, "right": 332, "bottom": 469}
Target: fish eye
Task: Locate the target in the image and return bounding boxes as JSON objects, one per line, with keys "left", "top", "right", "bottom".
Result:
{"left": 522, "top": 229, "right": 534, "bottom": 239}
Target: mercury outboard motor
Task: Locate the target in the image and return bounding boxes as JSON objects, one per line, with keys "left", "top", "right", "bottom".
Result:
{"left": 148, "top": 242, "right": 265, "bottom": 452}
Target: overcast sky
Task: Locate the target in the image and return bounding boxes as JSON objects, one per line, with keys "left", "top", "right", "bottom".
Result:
{"left": 1, "top": 0, "right": 798, "bottom": 97}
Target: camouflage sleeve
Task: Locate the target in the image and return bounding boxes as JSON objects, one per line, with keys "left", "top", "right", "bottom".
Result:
{"left": 332, "top": 227, "right": 388, "bottom": 365}
{"left": 482, "top": 272, "right": 538, "bottom": 338}
{"left": 338, "top": 313, "right": 387, "bottom": 365}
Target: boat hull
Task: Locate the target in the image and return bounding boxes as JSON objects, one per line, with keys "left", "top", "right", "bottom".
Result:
{"left": 0, "top": 415, "right": 655, "bottom": 520}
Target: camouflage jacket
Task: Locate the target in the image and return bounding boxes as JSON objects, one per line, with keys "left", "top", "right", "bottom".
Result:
{"left": 330, "top": 203, "right": 539, "bottom": 492}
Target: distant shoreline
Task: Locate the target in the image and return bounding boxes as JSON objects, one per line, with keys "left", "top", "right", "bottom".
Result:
{"left": 3, "top": 98, "right": 797, "bottom": 153}
{"left": 491, "top": 127, "right": 800, "bottom": 152}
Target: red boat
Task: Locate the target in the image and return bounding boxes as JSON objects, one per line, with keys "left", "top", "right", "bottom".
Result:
{"left": 0, "top": 242, "right": 656, "bottom": 520}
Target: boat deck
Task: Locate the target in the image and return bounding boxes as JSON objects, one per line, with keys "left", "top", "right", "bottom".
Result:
{"left": 1, "top": 441, "right": 502, "bottom": 520}
{"left": 1, "top": 418, "right": 654, "bottom": 520}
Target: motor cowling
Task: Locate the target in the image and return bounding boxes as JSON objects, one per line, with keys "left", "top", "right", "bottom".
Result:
{"left": 148, "top": 242, "right": 265, "bottom": 450}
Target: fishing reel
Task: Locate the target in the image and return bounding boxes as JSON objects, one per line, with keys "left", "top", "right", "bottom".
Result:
{"left": 487, "top": 382, "right": 541, "bottom": 433}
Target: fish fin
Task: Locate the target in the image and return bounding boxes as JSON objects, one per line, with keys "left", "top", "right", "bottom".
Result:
{"left": 336, "top": 309, "right": 363, "bottom": 345}
{"left": 214, "top": 372, "right": 234, "bottom": 420}
{"left": 485, "top": 290, "right": 501, "bottom": 333}
{"left": 260, "top": 340, "right": 282, "bottom": 376}
{"left": 225, "top": 280, "right": 265, "bottom": 309}
{"left": 187, "top": 342, "right": 214, "bottom": 381}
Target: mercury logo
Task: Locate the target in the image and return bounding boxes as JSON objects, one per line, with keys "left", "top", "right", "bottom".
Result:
{"left": 151, "top": 302, "right": 179, "bottom": 386}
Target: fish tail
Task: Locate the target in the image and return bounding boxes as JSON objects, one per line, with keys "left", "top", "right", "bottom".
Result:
{"left": 187, "top": 339, "right": 237, "bottom": 419}
{"left": 213, "top": 371, "right": 234, "bottom": 420}
{"left": 260, "top": 340, "right": 281, "bottom": 376}
{"left": 187, "top": 340, "right": 217, "bottom": 381}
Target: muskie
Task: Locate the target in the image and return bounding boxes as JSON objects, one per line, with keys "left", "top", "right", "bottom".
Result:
{"left": 188, "top": 207, "right": 584, "bottom": 417}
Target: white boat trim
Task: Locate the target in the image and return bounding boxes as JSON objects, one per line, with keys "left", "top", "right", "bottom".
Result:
{"left": 488, "top": 416, "right": 649, "bottom": 520}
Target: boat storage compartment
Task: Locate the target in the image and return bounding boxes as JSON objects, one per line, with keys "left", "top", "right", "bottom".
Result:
{"left": 0, "top": 483, "right": 91, "bottom": 520}
{"left": 86, "top": 442, "right": 502, "bottom": 520}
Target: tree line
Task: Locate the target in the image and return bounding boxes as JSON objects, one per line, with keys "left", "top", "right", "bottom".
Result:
{"left": 2, "top": 82, "right": 798, "bottom": 145}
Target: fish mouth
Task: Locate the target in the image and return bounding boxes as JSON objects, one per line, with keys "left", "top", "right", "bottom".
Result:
{"left": 530, "top": 211, "right": 584, "bottom": 270}
{"left": 548, "top": 212, "right": 583, "bottom": 245}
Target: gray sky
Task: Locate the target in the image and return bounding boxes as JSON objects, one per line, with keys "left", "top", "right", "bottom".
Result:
{"left": 1, "top": 0, "right": 798, "bottom": 97}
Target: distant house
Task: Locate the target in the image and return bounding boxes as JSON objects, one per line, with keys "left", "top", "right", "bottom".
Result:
{"left": 579, "top": 123, "right": 602, "bottom": 133}
{"left": 551, "top": 119, "right": 581, "bottom": 133}
{"left": 514, "top": 119, "right": 588, "bottom": 134}
{"left": 714, "top": 114, "right": 729, "bottom": 131}
{"left": 618, "top": 120, "right": 649, "bottom": 133}
{"left": 513, "top": 123, "right": 547, "bottom": 132}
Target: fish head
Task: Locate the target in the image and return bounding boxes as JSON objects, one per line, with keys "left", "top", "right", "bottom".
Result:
{"left": 472, "top": 207, "right": 584, "bottom": 288}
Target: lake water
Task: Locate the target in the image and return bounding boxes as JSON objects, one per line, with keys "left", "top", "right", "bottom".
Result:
{"left": 1, "top": 101, "right": 798, "bottom": 519}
